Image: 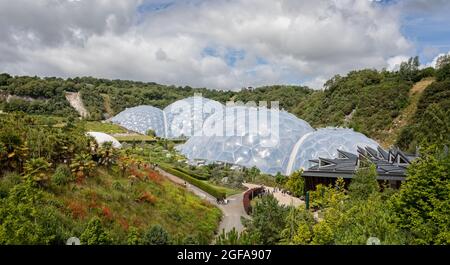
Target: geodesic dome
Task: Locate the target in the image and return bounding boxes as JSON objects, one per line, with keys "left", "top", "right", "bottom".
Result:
{"left": 86, "top": 132, "right": 122, "bottom": 149}
{"left": 110, "top": 105, "right": 167, "bottom": 137}
{"left": 163, "top": 96, "right": 224, "bottom": 138}
{"left": 285, "top": 128, "right": 379, "bottom": 175}
{"left": 177, "top": 106, "right": 314, "bottom": 175}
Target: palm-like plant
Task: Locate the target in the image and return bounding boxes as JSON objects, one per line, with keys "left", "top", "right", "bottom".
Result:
{"left": 70, "top": 153, "right": 96, "bottom": 181}
{"left": 96, "top": 141, "right": 118, "bottom": 169}
{"left": 23, "top": 157, "right": 52, "bottom": 186}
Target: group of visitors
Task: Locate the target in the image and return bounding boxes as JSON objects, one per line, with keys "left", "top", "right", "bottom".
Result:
{"left": 216, "top": 197, "right": 228, "bottom": 204}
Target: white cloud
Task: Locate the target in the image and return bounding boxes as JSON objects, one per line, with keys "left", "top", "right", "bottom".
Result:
{"left": 386, "top": 55, "right": 410, "bottom": 71}
{"left": 0, "top": 0, "right": 414, "bottom": 90}
{"left": 424, "top": 51, "right": 450, "bottom": 68}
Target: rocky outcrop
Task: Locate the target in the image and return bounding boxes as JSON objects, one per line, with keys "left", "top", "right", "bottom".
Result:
{"left": 65, "top": 92, "right": 89, "bottom": 118}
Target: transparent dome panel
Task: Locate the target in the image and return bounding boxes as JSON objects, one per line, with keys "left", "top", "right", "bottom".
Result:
{"left": 286, "top": 128, "right": 380, "bottom": 175}
{"left": 86, "top": 132, "right": 122, "bottom": 149}
{"left": 178, "top": 106, "right": 314, "bottom": 175}
{"left": 110, "top": 105, "right": 167, "bottom": 137}
{"left": 164, "top": 96, "right": 224, "bottom": 138}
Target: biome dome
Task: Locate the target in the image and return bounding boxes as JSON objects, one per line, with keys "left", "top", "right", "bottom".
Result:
{"left": 163, "top": 96, "right": 224, "bottom": 138}
{"left": 284, "top": 128, "right": 380, "bottom": 175}
{"left": 86, "top": 132, "right": 122, "bottom": 149}
{"left": 110, "top": 105, "right": 167, "bottom": 137}
{"left": 111, "top": 96, "right": 224, "bottom": 138}
{"left": 177, "top": 106, "right": 314, "bottom": 175}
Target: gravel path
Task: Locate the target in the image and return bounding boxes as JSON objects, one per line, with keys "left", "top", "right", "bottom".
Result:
{"left": 155, "top": 167, "right": 249, "bottom": 234}
{"left": 243, "top": 183, "right": 304, "bottom": 207}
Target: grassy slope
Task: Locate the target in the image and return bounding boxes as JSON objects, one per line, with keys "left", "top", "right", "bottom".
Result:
{"left": 84, "top": 121, "right": 128, "bottom": 134}
{"left": 49, "top": 167, "right": 221, "bottom": 243}
{"left": 380, "top": 78, "right": 435, "bottom": 147}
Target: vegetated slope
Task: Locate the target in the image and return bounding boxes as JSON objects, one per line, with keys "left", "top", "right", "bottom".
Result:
{"left": 380, "top": 78, "right": 435, "bottom": 147}
{"left": 0, "top": 113, "right": 221, "bottom": 244}
{"left": 292, "top": 69, "right": 412, "bottom": 145}
{"left": 397, "top": 79, "right": 450, "bottom": 153}
{"left": 0, "top": 58, "right": 447, "bottom": 150}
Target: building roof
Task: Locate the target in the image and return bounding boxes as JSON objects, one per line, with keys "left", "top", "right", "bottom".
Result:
{"left": 303, "top": 146, "right": 418, "bottom": 181}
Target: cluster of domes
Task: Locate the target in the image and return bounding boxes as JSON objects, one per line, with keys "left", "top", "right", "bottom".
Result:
{"left": 110, "top": 96, "right": 222, "bottom": 138}
{"left": 110, "top": 96, "right": 380, "bottom": 175}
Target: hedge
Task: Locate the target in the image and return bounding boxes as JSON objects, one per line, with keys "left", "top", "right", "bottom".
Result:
{"left": 174, "top": 167, "right": 208, "bottom": 180}
{"left": 159, "top": 164, "right": 226, "bottom": 199}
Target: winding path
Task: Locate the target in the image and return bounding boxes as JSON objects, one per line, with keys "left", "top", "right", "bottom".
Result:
{"left": 155, "top": 167, "right": 305, "bottom": 234}
{"left": 155, "top": 167, "right": 249, "bottom": 234}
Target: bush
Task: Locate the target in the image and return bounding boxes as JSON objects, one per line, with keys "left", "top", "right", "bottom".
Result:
{"left": 348, "top": 164, "right": 379, "bottom": 200}
{"left": 142, "top": 224, "right": 170, "bottom": 245}
{"left": 127, "top": 227, "right": 141, "bottom": 245}
{"left": 80, "top": 217, "right": 111, "bottom": 245}
{"left": 0, "top": 181, "right": 63, "bottom": 244}
{"left": 51, "top": 164, "right": 73, "bottom": 186}
{"left": 0, "top": 172, "right": 21, "bottom": 198}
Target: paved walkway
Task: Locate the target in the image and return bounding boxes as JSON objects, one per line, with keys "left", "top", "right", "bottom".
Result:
{"left": 155, "top": 167, "right": 304, "bottom": 235}
{"left": 155, "top": 167, "right": 249, "bottom": 234}
{"left": 243, "top": 183, "right": 305, "bottom": 207}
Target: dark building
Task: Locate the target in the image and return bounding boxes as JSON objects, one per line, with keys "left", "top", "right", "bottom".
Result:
{"left": 302, "top": 146, "right": 418, "bottom": 191}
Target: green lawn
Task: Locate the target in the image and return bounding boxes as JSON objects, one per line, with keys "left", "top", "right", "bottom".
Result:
{"left": 85, "top": 121, "right": 128, "bottom": 134}
{"left": 115, "top": 135, "right": 156, "bottom": 142}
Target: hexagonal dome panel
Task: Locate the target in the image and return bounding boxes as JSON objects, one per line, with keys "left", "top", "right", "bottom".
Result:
{"left": 163, "top": 96, "right": 224, "bottom": 138}
{"left": 177, "top": 106, "right": 314, "bottom": 175}
{"left": 285, "top": 127, "right": 380, "bottom": 175}
{"left": 111, "top": 105, "right": 167, "bottom": 137}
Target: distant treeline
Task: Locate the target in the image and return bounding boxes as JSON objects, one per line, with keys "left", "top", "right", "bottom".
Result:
{"left": 1, "top": 55, "right": 449, "bottom": 152}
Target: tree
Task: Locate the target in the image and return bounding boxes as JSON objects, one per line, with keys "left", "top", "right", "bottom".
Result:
{"left": 436, "top": 54, "right": 450, "bottom": 69}
{"left": 80, "top": 217, "right": 111, "bottom": 245}
{"left": 280, "top": 206, "right": 314, "bottom": 245}
{"left": 215, "top": 228, "right": 259, "bottom": 245}
{"left": 70, "top": 153, "right": 96, "bottom": 181}
{"left": 436, "top": 54, "right": 450, "bottom": 81}
{"left": 142, "top": 224, "right": 170, "bottom": 245}
{"left": 284, "top": 170, "right": 304, "bottom": 197}
{"left": 275, "top": 172, "right": 287, "bottom": 187}
{"left": 127, "top": 227, "right": 141, "bottom": 245}
{"left": 146, "top": 129, "right": 156, "bottom": 137}
{"left": 23, "top": 157, "right": 52, "bottom": 186}
{"left": 348, "top": 164, "right": 379, "bottom": 200}
{"left": 51, "top": 164, "right": 73, "bottom": 186}
{"left": 391, "top": 147, "right": 450, "bottom": 244}
{"left": 399, "top": 56, "right": 420, "bottom": 82}
{"left": 243, "top": 194, "right": 287, "bottom": 244}
{"left": 0, "top": 180, "right": 61, "bottom": 244}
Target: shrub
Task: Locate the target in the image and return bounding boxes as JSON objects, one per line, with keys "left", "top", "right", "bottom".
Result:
{"left": 67, "top": 201, "right": 87, "bottom": 219}
{"left": 51, "top": 164, "right": 72, "bottom": 186}
{"left": 349, "top": 164, "right": 379, "bottom": 200}
{"left": 136, "top": 191, "right": 157, "bottom": 204}
{"left": 142, "top": 224, "right": 170, "bottom": 245}
{"left": 80, "top": 217, "right": 111, "bottom": 245}
{"left": 127, "top": 227, "right": 141, "bottom": 245}
{"left": 0, "top": 172, "right": 21, "bottom": 198}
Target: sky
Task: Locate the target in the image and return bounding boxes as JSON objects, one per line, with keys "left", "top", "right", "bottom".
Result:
{"left": 0, "top": 0, "right": 449, "bottom": 90}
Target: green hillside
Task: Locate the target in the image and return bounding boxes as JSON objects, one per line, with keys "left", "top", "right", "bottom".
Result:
{"left": 1, "top": 55, "right": 449, "bottom": 151}
{"left": 0, "top": 114, "right": 221, "bottom": 244}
